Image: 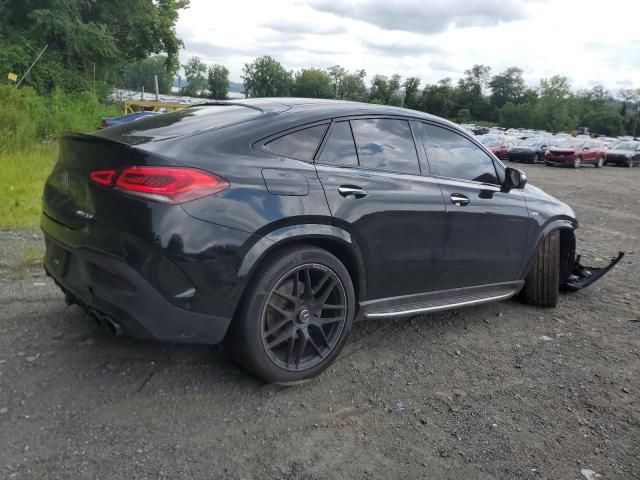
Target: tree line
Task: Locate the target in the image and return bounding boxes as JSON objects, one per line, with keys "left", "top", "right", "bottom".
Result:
{"left": 180, "top": 55, "right": 639, "bottom": 136}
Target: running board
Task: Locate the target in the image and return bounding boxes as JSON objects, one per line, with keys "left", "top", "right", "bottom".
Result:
{"left": 363, "top": 283, "right": 522, "bottom": 319}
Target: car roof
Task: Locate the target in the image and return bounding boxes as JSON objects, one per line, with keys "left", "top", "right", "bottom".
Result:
{"left": 210, "top": 97, "right": 457, "bottom": 126}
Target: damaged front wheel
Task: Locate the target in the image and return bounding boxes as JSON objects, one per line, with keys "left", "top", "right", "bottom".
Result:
{"left": 521, "top": 230, "right": 560, "bottom": 307}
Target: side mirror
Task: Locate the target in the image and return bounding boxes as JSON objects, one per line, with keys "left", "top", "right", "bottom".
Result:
{"left": 504, "top": 167, "right": 527, "bottom": 190}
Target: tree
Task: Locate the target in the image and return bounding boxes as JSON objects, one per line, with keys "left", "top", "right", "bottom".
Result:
{"left": 489, "top": 67, "right": 527, "bottom": 109}
{"left": 369, "top": 74, "right": 401, "bottom": 105}
{"left": 420, "top": 78, "right": 457, "bottom": 119}
{"left": 293, "top": 68, "right": 333, "bottom": 98}
{"left": 182, "top": 56, "right": 208, "bottom": 97}
{"left": 1, "top": 0, "right": 189, "bottom": 93}
{"left": 581, "top": 107, "right": 625, "bottom": 136}
{"left": 336, "top": 69, "right": 368, "bottom": 101}
{"left": 499, "top": 102, "right": 535, "bottom": 128}
{"left": 402, "top": 77, "right": 421, "bottom": 110}
{"left": 122, "top": 55, "right": 176, "bottom": 94}
{"left": 534, "top": 75, "right": 575, "bottom": 132}
{"left": 242, "top": 56, "right": 292, "bottom": 97}
{"left": 458, "top": 64, "right": 493, "bottom": 120}
{"left": 207, "top": 64, "right": 229, "bottom": 100}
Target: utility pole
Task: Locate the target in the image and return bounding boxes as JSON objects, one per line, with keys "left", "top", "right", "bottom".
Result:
{"left": 154, "top": 74, "right": 159, "bottom": 101}
{"left": 16, "top": 44, "right": 48, "bottom": 88}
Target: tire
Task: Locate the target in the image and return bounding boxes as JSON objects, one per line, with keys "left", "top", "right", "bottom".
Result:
{"left": 533, "top": 154, "right": 540, "bottom": 164}
{"left": 573, "top": 157, "right": 581, "bottom": 169}
{"left": 227, "top": 245, "right": 355, "bottom": 384}
{"left": 595, "top": 156, "right": 604, "bottom": 168}
{"left": 521, "top": 230, "right": 560, "bottom": 307}
{"left": 629, "top": 158, "right": 634, "bottom": 168}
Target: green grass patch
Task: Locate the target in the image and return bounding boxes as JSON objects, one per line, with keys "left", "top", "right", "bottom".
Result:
{"left": 1, "top": 144, "right": 58, "bottom": 228}
{"left": 23, "top": 244, "right": 44, "bottom": 265}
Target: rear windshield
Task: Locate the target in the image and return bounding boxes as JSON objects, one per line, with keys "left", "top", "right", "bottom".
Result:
{"left": 96, "top": 105, "right": 261, "bottom": 144}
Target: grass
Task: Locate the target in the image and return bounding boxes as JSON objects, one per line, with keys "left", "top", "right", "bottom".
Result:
{"left": 0, "top": 144, "right": 58, "bottom": 228}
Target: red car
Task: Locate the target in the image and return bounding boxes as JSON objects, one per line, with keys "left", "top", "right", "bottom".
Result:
{"left": 544, "top": 139, "right": 606, "bottom": 168}
{"left": 482, "top": 137, "right": 513, "bottom": 161}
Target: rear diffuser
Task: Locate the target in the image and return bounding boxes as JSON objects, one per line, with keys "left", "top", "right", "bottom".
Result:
{"left": 561, "top": 252, "right": 624, "bottom": 292}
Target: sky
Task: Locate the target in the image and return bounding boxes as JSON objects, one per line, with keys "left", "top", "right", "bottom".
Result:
{"left": 176, "top": 0, "right": 640, "bottom": 92}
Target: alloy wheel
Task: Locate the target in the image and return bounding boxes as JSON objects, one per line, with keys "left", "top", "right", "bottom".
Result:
{"left": 574, "top": 158, "right": 581, "bottom": 168}
{"left": 597, "top": 157, "right": 604, "bottom": 168}
{"left": 261, "top": 263, "right": 347, "bottom": 371}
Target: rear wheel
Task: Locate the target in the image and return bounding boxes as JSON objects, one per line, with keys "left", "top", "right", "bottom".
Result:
{"left": 629, "top": 158, "right": 634, "bottom": 168}
{"left": 533, "top": 154, "right": 540, "bottom": 164}
{"left": 227, "top": 245, "right": 355, "bottom": 384}
{"left": 521, "top": 230, "right": 560, "bottom": 307}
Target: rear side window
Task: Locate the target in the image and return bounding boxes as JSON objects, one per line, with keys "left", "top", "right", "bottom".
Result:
{"left": 421, "top": 123, "right": 498, "bottom": 184}
{"left": 318, "top": 121, "right": 358, "bottom": 166}
{"left": 265, "top": 124, "right": 328, "bottom": 161}
{"left": 350, "top": 119, "right": 420, "bottom": 174}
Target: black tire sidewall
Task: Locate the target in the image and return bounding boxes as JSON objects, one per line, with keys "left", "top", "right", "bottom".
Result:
{"left": 231, "top": 246, "right": 355, "bottom": 384}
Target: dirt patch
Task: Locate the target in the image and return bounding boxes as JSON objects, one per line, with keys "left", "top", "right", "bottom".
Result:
{"left": 0, "top": 163, "right": 638, "bottom": 479}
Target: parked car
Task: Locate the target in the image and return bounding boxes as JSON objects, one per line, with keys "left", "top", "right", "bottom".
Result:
{"left": 508, "top": 137, "right": 551, "bottom": 163}
{"left": 604, "top": 141, "right": 640, "bottom": 167}
{"left": 41, "top": 99, "right": 622, "bottom": 383}
{"left": 509, "top": 137, "right": 568, "bottom": 164}
{"left": 101, "top": 111, "right": 161, "bottom": 128}
{"left": 481, "top": 137, "right": 513, "bottom": 160}
{"left": 544, "top": 139, "right": 606, "bottom": 168}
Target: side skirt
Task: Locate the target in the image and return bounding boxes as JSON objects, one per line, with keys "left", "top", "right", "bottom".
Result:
{"left": 359, "top": 281, "right": 524, "bottom": 320}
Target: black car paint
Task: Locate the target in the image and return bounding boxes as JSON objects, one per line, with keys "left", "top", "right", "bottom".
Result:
{"left": 605, "top": 143, "right": 640, "bottom": 167}
{"left": 508, "top": 139, "right": 550, "bottom": 163}
{"left": 41, "top": 98, "right": 594, "bottom": 344}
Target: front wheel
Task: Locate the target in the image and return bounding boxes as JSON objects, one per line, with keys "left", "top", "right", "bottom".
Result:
{"left": 533, "top": 154, "right": 540, "bottom": 164}
{"left": 227, "top": 245, "right": 355, "bottom": 384}
{"left": 573, "top": 157, "right": 582, "bottom": 168}
{"left": 595, "top": 156, "right": 604, "bottom": 168}
{"left": 629, "top": 158, "right": 634, "bottom": 168}
{"left": 520, "top": 230, "right": 560, "bottom": 307}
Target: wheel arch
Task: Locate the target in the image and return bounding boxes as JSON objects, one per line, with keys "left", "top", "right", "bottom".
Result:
{"left": 519, "top": 220, "right": 576, "bottom": 281}
{"left": 234, "top": 224, "right": 367, "bottom": 322}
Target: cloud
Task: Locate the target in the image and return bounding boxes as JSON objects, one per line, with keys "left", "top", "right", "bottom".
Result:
{"left": 262, "top": 18, "right": 347, "bottom": 35}
{"left": 361, "top": 39, "right": 443, "bottom": 56}
{"left": 309, "top": 0, "right": 538, "bottom": 34}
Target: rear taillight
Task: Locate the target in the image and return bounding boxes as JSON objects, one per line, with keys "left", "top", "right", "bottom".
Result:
{"left": 89, "top": 167, "right": 229, "bottom": 204}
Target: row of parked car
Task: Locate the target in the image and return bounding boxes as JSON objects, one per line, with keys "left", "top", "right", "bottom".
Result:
{"left": 478, "top": 134, "right": 640, "bottom": 168}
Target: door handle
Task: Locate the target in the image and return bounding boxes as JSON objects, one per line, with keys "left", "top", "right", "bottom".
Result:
{"left": 338, "top": 186, "right": 368, "bottom": 199}
{"left": 450, "top": 193, "right": 470, "bottom": 206}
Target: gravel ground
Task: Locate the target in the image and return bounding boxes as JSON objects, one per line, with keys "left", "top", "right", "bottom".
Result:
{"left": 0, "top": 163, "right": 638, "bottom": 480}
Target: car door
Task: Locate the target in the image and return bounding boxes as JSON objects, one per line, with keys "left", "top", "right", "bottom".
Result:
{"left": 314, "top": 117, "right": 446, "bottom": 300}
{"left": 415, "top": 122, "right": 530, "bottom": 290}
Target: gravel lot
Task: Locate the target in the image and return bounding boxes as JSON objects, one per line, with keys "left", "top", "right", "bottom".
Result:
{"left": 1, "top": 163, "right": 638, "bottom": 479}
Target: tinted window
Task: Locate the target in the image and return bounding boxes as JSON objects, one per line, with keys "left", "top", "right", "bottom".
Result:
{"left": 97, "top": 105, "right": 262, "bottom": 145}
{"left": 318, "top": 121, "right": 358, "bottom": 166}
{"left": 421, "top": 124, "right": 498, "bottom": 184}
{"left": 351, "top": 119, "right": 419, "bottom": 173}
{"left": 265, "top": 124, "right": 328, "bottom": 160}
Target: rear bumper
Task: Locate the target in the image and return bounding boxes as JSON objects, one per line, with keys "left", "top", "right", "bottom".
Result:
{"left": 44, "top": 234, "right": 232, "bottom": 344}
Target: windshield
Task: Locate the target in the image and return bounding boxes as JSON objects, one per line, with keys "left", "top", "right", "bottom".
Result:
{"left": 480, "top": 137, "right": 501, "bottom": 147}
{"left": 612, "top": 141, "right": 639, "bottom": 150}
{"left": 558, "top": 139, "right": 585, "bottom": 149}
{"left": 519, "top": 138, "right": 541, "bottom": 147}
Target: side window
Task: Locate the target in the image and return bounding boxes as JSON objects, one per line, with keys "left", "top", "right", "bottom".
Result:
{"left": 421, "top": 123, "right": 498, "bottom": 184}
{"left": 350, "top": 119, "right": 420, "bottom": 174}
{"left": 318, "top": 121, "right": 358, "bottom": 166}
{"left": 265, "top": 124, "right": 328, "bottom": 161}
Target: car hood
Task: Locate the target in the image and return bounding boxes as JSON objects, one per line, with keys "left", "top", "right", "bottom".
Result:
{"left": 549, "top": 148, "right": 577, "bottom": 154}
{"left": 511, "top": 146, "right": 536, "bottom": 152}
{"left": 607, "top": 149, "right": 634, "bottom": 155}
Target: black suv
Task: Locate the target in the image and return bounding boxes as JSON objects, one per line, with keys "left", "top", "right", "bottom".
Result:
{"left": 41, "top": 99, "right": 621, "bottom": 383}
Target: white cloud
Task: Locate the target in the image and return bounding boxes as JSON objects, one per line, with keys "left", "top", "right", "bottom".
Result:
{"left": 176, "top": 0, "right": 640, "bottom": 92}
